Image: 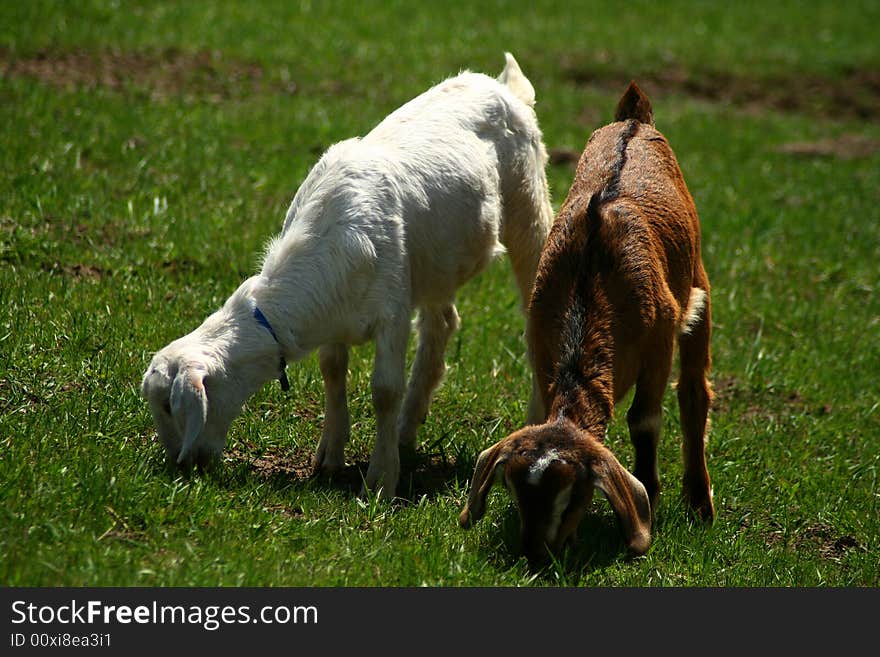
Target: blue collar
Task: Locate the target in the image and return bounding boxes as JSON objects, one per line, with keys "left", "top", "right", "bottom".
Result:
{"left": 253, "top": 306, "right": 290, "bottom": 392}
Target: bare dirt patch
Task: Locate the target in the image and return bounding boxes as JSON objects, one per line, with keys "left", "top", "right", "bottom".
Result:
{"left": 0, "top": 377, "right": 43, "bottom": 411}
{"left": 1, "top": 47, "right": 295, "bottom": 102}
{"left": 710, "top": 374, "right": 832, "bottom": 421}
{"left": 63, "top": 263, "right": 105, "bottom": 280}
{"left": 559, "top": 58, "right": 880, "bottom": 121}
{"left": 99, "top": 506, "right": 150, "bottom": 545}
{"left": 262, "top": 503, "right": 305, "bottom": 519}
{"left": 226, "top": 444, "right": 460, "bottom": 500}
{"left": 804, "top": 524, "right": 861, "bottom": 561}
{"left": 775, "top": 134, "right": 880, "bottom": 159}
{"left": 548, "top": 146, "right": 582, "bottom": 166}
{"left": 226, "top": 446, "right": 314, "bottom": 480}
{"left": 764, "top": 520, "right": 861, "bottom": 562}
{"left": 37, "top": 261, "right": 109, "bottom": 281}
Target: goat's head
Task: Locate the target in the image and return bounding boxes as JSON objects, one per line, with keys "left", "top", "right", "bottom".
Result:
{"left": 459, "top": 418, "right": 651, "bottom": 563}
{"left": 140, "top": 340, "right": 245, "bottom": 470}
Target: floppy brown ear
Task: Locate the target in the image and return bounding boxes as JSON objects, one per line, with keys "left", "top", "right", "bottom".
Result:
{"left": 590, "top": 446, "right": 652, "bottom": 555}
{"left": 170, "top": 366, "right": 208, "bottom": 465}
{"left": 459, "top": 440, "right": 509, "bottom": 529}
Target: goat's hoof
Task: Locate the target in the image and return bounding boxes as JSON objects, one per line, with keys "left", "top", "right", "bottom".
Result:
{"left": 693, "top": 501, "right": 715, "bottom": 523}
{"left": 683, "top": 474, "right": 714, "bottom": 523}
{"left": 311, "top": 457, "right": 344, "bottom": 478}
{"left": 312, "top": 440, "right": 345, "bottom": 473}
{"left": 686, "top": 494, "right": 715, "bottom": 523}
{"left": 398, "top": 441, "right": 419, "bottom": 463}
{"left": 362, "top": 448, "right": 400, "bottom": 501}
{"left": 358, "top": 482, "right": 395, "bottom": 502}
{"left": 363, "top": 469, "right": 398, "bottom": 501}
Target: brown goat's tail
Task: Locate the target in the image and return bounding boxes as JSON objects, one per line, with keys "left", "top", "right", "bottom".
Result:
{"left": 614, "top": 81, "right": 654, "bottom": 126}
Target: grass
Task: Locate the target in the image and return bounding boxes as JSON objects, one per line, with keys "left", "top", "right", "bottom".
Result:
{"left": 1, "top": 0, "right": 878, "bottom": 586}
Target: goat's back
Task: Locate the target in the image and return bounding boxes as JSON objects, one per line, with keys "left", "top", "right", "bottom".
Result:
{"left": 280, "top": 68, "right": 550, "bottom": 309}
{"left": 530, "top": 119, "right": 704, "bottom": 404}
{"left": 563, "top": 120, "right": 701, "bottom": 309}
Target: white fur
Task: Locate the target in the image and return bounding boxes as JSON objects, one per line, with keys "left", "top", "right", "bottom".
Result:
{"left": 546, "top": 484, "right": 573, "bottom": 544}
{"left": 141, "top": 53, "right": 554, "bottom": 499}
{"left": 527, "top": 448, "right": 562, "bottom": 485}
{"left": 679, "top": 287, "right": 707, "bottom": 335}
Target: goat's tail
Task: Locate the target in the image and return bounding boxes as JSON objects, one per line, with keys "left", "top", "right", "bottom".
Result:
{"left": 498, "top": 52, "right": 536, "bottom": 107}
{"left": 614, "top": 81, "right": 654, "bottom": 126}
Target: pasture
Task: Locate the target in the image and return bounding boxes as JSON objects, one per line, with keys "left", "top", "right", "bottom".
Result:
{"left": 1, "top": 0, "right": 878, "bottom": 586}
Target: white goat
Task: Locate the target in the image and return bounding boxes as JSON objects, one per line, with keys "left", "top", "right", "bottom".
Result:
{"left": 141, "top": 53, "right": 554, "bottom": 499}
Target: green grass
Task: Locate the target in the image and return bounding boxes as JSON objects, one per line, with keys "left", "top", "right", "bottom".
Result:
{"left": 1, "top": 0, "right": 878, "bottom": 586}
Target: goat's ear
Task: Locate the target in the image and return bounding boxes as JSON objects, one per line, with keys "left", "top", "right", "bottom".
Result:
{"left": 614, "top": 80, "right": 654, "bottom": 126}
{"left": 589, "top": 446, "right": 652, "bottom": 555}
{"left": 170, "top": 366, "right": 208, "bottom": 464}
{"left": 459, "top": 440, "right": 509, "bottom": 529}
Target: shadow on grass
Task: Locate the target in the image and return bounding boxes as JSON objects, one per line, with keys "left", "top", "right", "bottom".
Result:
{"left": 148, "top": 443, "right": 645, "bottom": 578}
{"left": 478, "top": 504, "right": 632, "bottom": 580}
{"left": 207, "top": 442, "right": 475, "bottom": 506}
{"left": 479, "top": 493, "right": 698, "bottom": 580}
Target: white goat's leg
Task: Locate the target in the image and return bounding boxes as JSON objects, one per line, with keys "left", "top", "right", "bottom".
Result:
{"left": 312, "top": 344, "right": 350, "bottom": 474}
{"left": 499, "top": 164, "right": 553, "bottom": 425}
{"left": 363, "top": 316, "right": 409, "bottom": 500}
{"left": 501, "top": 215, "right": 551, "bottom": 425}
{"left": 398, "top": 303, "right": 460, "bottom": 449}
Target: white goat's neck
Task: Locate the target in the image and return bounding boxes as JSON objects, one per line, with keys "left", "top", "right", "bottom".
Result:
{"left": 254, "top": 213, "right": 360, "bottom": 354}
{"left": 188, "top": 276, "right": 288, "bottom": 396}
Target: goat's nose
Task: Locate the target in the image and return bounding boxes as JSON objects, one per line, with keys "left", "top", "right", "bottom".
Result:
{"left": 522, "top": 536, "right": 553, "bottom": 566}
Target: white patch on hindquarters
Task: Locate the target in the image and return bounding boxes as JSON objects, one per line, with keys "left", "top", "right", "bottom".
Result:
{"left": 527, "top": 448, "right": 561, "bottom": 485}
{"left": 679, "top": 287, "right": 707, "bottom": 335}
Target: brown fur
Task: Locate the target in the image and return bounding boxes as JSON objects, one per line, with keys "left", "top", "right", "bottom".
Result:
{"left": 460, "top": 82, "right": 714, "bottom": 562}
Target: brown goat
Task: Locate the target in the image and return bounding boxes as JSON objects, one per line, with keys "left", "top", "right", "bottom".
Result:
{"left": 459, "top": 82, "right": 714, "bottom": 562}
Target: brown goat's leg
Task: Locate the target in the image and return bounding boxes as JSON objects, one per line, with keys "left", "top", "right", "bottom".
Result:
{"left": 677, "top": 285, "right": 715, "bottom": 522}
{"left": 627, "top": 335, "right": 675, "bottom": 512}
